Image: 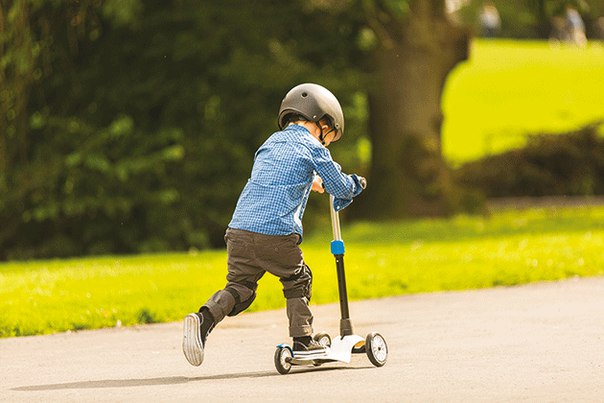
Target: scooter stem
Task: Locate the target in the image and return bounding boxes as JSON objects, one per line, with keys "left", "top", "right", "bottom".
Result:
{"left": 329, "top": 195, "right": 342, "bottom": 241}
{"left": 329, "top": 195, "right": 354, "bottom": 337}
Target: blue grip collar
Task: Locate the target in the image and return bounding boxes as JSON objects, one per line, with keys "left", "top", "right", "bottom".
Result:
{"left": 330, "top": 240, "right": 345, "bottom": 255}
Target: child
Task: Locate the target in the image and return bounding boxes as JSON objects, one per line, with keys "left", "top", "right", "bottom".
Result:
{"left": 183, "top": 83, "right": 366, "bottom": 366}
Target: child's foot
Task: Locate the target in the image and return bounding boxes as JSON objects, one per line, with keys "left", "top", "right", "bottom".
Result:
{"left": 182, "top": 313, "right": 205, "bottom": 366}
{"left": 293, "top": 336, "right": 327, "bottom": 357}
{"left": 183, "top": 310, "right": 215, "bottom": 366}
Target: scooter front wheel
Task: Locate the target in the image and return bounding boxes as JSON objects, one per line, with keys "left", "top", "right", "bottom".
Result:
{"left": 274, "top": 346, "right": 293, "bottom": 375}
{"left": 366, "top": 332, "right": 388, "bottom": 367}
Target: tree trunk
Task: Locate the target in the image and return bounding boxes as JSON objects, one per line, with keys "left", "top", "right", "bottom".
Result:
{"left": 0, "top": 3, "right": 8, "bottom": 174}
{"left": 0, "top": 1, "right": 35, "bottom": 171}
{"left": 358, "top": 0, "right": 469, "bottom": 219}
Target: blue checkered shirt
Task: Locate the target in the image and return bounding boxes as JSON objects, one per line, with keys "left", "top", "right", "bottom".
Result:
{"left": 228, "top": 124, "right": 364, "bottom": 239}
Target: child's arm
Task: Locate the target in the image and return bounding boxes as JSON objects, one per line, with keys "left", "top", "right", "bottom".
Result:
{"left": 311, "top": 148, "right": 364, "bottom": 210}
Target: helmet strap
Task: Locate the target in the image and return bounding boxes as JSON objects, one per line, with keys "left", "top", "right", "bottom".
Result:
{"left": 316, "top": 122, "right": 326, "bottom": 145}
{"left": 316, "top": 122, "right": 337, "bottom": 146}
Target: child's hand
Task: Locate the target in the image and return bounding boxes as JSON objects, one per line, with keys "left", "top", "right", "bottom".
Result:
{"left": 311, "top": 176, "right": 325, "bottom": 193}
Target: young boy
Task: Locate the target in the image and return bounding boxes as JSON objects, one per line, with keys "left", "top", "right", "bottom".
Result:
{"left": 183, "top": 83, "right": 366, "bottom": 366}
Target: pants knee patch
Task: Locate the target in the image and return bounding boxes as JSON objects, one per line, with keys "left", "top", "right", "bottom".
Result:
{"left": 282, "top": 264, "right": 312, "bottom": 301}
{"left": 226, "top": 283, "right": 257, "bottom": 317}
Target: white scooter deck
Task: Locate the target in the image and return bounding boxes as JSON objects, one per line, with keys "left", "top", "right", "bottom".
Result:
{"left": 290, "top": 335, "right": 365, "bottom": 365}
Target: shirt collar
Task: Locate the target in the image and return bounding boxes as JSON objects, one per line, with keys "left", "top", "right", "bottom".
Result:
{"left": 284, "top": 124, "right": 322, "bottom": 145}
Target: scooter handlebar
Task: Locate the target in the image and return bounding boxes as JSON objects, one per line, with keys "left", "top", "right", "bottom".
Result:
{"left": 358, "top": 176, "right": 367, "bottom": 189}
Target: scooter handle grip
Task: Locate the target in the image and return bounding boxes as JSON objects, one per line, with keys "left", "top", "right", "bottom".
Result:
{"left": 358, "top": 176, "right": 367, "bottom": 189}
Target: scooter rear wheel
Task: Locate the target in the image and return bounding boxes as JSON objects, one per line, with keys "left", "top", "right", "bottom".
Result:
{"left": 366, "top": 332, "right": 388, "bottom": 367}
{"left": 274, "top": 346, "right": 293, "bottom": 375}
{"left": 313, "top": 332, "right": 331, "bottom": 347}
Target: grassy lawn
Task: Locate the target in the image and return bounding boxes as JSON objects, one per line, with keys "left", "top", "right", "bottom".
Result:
{"left": 1, "top": 206, "right": 603, "bottom": 338}
{"left": 443, "top": 40, "right": 604, "bottom": 164}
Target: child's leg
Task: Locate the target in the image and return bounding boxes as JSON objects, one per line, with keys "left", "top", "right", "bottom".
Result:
{"left": 280, "top": 264, "right": 313, "bottom": 338}
{"left": 278, "top": 264, "right": 326, "bottom": 352}
{"left": 202, "top": 229, "right": 266, "bottom": 324}
{"left": 248, "top": 231, "right": 315, "bottom": 338}
{"left": 183, "top": 229, "right": 263, "bottom": 366}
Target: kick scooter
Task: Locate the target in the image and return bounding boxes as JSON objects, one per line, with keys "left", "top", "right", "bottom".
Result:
{"left": 274, "top": 185, "right": 388, "bottom": 374}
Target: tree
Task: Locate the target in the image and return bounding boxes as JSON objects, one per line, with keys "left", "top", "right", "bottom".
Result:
{"left": 357, "top": 0, "right": 470, "bottom": 217}
{"left": 0, "top": 0, "right": 36, "bottom": 175}
{"left": 0, "top": 0, "right": 365, "bottom": 259}
{"left": 0, "top": 0, "right": 470, "bottom": 259}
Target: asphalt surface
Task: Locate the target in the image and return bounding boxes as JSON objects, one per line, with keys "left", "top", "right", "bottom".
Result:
{"left": 1, "top": 277, "right": 603, "bottom": 402}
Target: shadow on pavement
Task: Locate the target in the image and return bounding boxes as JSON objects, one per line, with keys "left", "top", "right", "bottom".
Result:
{"left": 12, "top": 365, "right": 370, "bottom": 391}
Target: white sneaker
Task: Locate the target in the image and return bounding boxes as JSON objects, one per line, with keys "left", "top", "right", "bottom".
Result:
{"left": 182, "top": 313, "right": 204, "bottom": 366}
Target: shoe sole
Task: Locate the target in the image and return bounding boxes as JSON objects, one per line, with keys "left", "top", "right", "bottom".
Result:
{"left": 183, "top": 314, "right": 204, "bottom": 366}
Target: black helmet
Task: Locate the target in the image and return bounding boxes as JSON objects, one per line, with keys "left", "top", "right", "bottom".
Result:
{"left": 278, "top": 83, "right": 344, "bottom": 142}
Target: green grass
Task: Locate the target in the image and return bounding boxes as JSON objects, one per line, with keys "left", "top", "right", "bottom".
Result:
{"left": 443, "top": 40, "right": 604, "bottom": 164}
{"left": 1, "top": 206, "right": 603, "bottom": 337}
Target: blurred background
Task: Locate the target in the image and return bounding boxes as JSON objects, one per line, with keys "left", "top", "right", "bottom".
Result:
{"left": 1, "top": 0, "right": 603, "bottom": 261}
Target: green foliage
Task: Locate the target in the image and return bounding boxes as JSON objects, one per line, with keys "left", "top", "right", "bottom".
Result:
{"left": 0, "top": 1, "right": 367, "bottom": 259}
{"left": 2, "top": 110, "right": 187, "bottom": 258}
{"left": 102, "top": 0, "right": 143, "bottom": 27}
{"left": 1, "top": 206, "right": 603, "bottom": 337}
{"left": 455, "top": 121, "right": 604, "bottom": 197}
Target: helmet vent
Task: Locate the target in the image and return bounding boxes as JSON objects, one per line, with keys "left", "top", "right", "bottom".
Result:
{"left": 301, "top": 92, "right": 308, "bottom": 97}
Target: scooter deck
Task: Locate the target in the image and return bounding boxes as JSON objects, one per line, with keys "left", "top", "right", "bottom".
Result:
{"left": 284, "top": 335, "right": 365, "bottom": 366}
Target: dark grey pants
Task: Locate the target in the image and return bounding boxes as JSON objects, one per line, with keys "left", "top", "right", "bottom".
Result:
{"left": 202, "top": 228, "right": 313, "bottom": 338}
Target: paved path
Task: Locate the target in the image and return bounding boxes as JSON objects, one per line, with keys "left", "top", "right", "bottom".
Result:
{"left": 1, "top": 278, "right": 603, "bottom": 402}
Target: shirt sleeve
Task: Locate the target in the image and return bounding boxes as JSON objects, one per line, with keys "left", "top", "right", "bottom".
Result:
{"left": 310, "top": 145, "right": 363, "bottom": 211}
